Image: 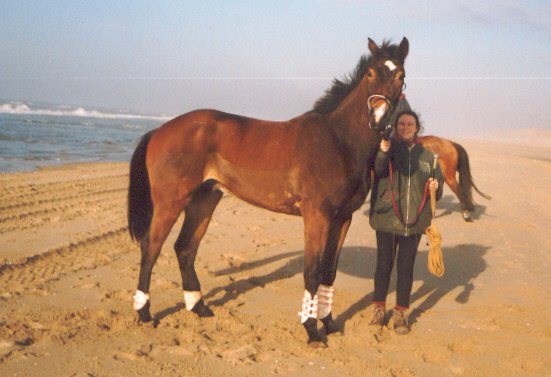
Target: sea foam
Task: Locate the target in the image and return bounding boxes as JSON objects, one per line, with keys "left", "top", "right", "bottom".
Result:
{"left": 0, "top": 101, "right": 172, "bottom": 121}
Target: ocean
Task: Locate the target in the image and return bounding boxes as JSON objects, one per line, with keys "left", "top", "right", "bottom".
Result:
{"left": 0, "top": 101, "right": 171, "bottom": 173}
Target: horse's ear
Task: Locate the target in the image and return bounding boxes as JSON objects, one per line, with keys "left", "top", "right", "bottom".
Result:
{"left": 398, "top": 37, "right": 409, "bottom": 63}
{"left": 368, "top": 38, "right": 379, "bottom": 56}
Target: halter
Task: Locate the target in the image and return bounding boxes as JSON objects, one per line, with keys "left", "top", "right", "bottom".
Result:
{"left": 367, "top": 94, "right": 393, "bottom": 131}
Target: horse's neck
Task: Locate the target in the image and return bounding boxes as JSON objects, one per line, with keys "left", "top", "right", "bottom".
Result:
{"left": 328, "top": 87, "right": 377, "bottom": 169}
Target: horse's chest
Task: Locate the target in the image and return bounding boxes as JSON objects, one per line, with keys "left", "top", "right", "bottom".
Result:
{"left": 334, "top": 176, "right": 369, "bottom": 214}
{"left": 348, "top": 182, "right": 369, "bottom": 210}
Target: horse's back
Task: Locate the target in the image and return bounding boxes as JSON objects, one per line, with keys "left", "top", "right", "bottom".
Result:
{"left": 417, "top": 135, "right": 459, "bottom": 178}
{"left": 142, "top": 109, "right": 309, "bottom": 213}
{"left": 140, "top": 108, "right": 360, "bottom": 215}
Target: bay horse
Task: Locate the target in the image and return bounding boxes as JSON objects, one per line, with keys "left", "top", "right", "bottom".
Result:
{"left": 127, "top": 37, "right": 409, "bottom": 346}
{"left": 417, "top": 135, "right": 491, "bottom": 221}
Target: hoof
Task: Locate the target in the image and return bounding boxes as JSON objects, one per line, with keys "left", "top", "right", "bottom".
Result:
{"left": 303, "top": 318, "right": 325, "bottom": 346}
{"left": 462, "top": 210, "right": 472, "bottom": 222}
{"left": 191, "top": 299, "right": 214, "bottom": 317}
{"left": 136, "top": 301, "right": 152, "bottom": 322}
{"left": 320, "top": 313, "right": 341, "bottom": 335}
{"left": 308, "top": 339, "right": 328, "bottom": 348}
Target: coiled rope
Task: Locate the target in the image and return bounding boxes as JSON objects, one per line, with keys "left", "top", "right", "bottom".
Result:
{"left": 426, "top": 185, "right": 445, "bottom": 277}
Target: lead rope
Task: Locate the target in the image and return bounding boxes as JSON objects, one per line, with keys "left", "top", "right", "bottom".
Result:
{"left": 426, "top": 155, "right": 445, "bottom": 277}
{"left": 388, "top": 160, "right": 430, "bottom": 225}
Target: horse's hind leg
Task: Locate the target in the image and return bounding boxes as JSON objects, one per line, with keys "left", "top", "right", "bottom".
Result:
{"left": 174, "top": 182, "right": 223, "bottom": 317}
{"left": 135, "top": 202, "right": 183, "bottom": 322}
{"left": 444, "top": 172, "right": 471, "bottom": 221}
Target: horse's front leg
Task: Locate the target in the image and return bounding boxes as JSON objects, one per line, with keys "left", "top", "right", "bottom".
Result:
{"left": 318, "top": 216, "right": 352, "bottom": 335}
{"left": 300, "top": 210, "right": 331, "bottom": 347}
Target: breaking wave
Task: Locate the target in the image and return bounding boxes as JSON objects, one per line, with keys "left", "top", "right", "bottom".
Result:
{"left": 0, "top": 101, "right": 172, "bottom": 121}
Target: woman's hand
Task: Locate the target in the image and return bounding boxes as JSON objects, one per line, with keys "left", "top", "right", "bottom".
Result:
{"left": 428, "top": 178, "right": 439, "bottom": 191}
{"left": 380, "top": 139, "right": 391, "bottom": 153}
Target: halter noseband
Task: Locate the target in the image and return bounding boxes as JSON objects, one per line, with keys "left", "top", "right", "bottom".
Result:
{"left": 367, "top": 94, "right": 393, "bottom": 131}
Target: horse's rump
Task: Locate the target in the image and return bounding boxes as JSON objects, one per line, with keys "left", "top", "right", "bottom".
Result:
{"left": 417, "top": 135, "right": 491, "bottom": 216}
{"left": 453, "top": 141, "right": 491, "bottom": 202}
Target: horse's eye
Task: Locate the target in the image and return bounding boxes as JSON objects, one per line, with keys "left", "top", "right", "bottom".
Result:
{"left": 367, "top": 68, "right": 375, "bottom": 79}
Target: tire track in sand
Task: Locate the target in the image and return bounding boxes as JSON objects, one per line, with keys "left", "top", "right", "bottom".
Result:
{"left": 0, "top": 163, "right": 133, "bottom": 295}
{"left": 0, "top": 170, "right": 128, "bottom": 234}
{"left": 0, "top": 227, "right": 132, "bottom": 297}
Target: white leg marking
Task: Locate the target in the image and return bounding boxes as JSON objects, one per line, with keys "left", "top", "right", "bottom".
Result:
{"left": 133, "top": 290, "right": 150, "bottom": 311}
{"left": 184, "top": 290, "right": 202, "bottom": 311}
{"left": 317, "top": 285, "right": 334, "bottom": 319}
{"left": 298, "top": 290, "right": 318, "bottom": 324}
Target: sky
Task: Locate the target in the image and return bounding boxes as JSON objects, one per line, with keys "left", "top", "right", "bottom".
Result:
{"left": 1, "top": 0, "right": 551, "bottom": 137}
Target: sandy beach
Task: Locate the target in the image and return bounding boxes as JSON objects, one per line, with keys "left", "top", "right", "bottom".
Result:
{"left": 1, "top": 131, "right": 550, "bottom": 377}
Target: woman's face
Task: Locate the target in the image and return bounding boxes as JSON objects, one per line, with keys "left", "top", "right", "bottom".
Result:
{"left": 396, "top": 114, "right": 418, "bottom": 144}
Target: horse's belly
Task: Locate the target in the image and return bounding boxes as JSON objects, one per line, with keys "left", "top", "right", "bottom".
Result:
{"left": 205, "top": 156, "right": 301, "bottom": 215}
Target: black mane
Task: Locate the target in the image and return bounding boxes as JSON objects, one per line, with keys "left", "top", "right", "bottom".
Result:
{"left": 311, "top": 40, "right": 401, "bottom": 114}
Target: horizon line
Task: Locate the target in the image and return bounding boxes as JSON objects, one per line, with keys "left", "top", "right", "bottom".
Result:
{"left": 2, "top": 76, "right": 551, "bottom": 81}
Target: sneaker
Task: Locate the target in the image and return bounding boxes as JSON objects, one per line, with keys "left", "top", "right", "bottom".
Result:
{"left": 392, "top": 308, "right": 410, "bottom": 335}
{"left": 369, "top": 304, "right": 386, "bottom": 327}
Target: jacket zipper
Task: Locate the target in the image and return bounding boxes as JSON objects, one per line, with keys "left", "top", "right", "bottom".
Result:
{"left": 405, "top": 148, "right": 412, "bottom": 236}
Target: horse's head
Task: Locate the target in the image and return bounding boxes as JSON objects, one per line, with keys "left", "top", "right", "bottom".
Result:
{"left": 364, "top": 37, "right": 409, "bottom": 131}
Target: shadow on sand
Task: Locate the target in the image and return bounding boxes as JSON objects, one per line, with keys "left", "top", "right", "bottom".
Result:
{"left": 156, "top": 241, "right": 489, "bottom": 332}
{"left": 335, "top": 243, "right": 490, "bottom": 328}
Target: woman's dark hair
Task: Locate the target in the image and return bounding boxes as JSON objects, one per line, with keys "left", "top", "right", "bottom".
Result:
{"left": 394, "top": 109, "right": 424, "bottom": 136}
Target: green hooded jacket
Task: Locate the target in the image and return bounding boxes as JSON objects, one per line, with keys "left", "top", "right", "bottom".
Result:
{"left": 369, "top": 142, "right": 444, "bottom": 236}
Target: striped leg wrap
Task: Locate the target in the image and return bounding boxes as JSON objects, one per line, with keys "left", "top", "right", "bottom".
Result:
{"left": 298, "top": 290, "right": 318, "bottom": 324}
{"left": 133, "top": 290, "right": 150, "bottom": 311}
{"left": 317, "top": 285, "right": 334, "bottom": 319}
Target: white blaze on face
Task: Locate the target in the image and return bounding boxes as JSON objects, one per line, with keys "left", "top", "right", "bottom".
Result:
{"left": 385, "top": 60, "right": 397, "bottom": 72}
{"left": 374, "top": 102, "right": 389, "bottom": 123}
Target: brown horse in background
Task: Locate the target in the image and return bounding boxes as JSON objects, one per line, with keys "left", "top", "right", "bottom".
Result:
{"left": 127, "top": 38, "right": 409, "bottom": 346}
{"left": 417, "top": 135, "right": 491, "bottom": 221}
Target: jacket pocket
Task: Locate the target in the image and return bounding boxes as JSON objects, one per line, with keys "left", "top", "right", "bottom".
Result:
{"left": 374, "top": 189, "right": 394, "bottom": 214}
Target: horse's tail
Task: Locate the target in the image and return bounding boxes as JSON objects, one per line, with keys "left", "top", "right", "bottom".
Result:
{"left": 453, "top": 142, "right": 491, "bottom": 211}
{"left": 128, "top": 131, "right": 155, "bottom": 242}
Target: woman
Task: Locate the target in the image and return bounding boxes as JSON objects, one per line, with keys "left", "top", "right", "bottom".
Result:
{"left": 369, "top": 109, "right": 443, "bottom": 334}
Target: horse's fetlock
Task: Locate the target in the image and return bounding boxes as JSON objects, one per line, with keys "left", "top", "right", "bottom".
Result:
{"left": 321, "top": 313, "right": 341, "bottom": 335}
{"left": 191, "top": 299, "right": 214, "bottom": 317}
{"left": 136, "top": 301, "right": 152, "bottom": 322}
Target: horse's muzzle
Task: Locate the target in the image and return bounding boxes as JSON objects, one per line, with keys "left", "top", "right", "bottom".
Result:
{"left": 367, "top": 94, "right": 392, "bottom": 131}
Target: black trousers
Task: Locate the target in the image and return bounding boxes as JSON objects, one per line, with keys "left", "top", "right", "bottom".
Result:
{"left": 373, "top": 231, "right": 421, "bottom": 308}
